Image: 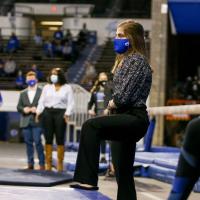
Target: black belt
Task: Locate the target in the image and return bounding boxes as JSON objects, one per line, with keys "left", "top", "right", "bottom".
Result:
{"left": 45, "top": 107, "right": 66, "bottom": 111}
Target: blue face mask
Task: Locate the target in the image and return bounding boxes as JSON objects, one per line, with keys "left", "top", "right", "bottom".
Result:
{"left": 26, "top": 79, "right": 37, "bottom": 87}
{"left": 113, "top": 38, "right": 130, "bottom": 54}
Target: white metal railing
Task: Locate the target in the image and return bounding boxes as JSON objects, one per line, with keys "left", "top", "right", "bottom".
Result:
{"left": 67, "top": 84, "right": 91, "bottom": 142}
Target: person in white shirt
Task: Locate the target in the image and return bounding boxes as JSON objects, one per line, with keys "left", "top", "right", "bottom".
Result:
{"left": 36, "top": 68, "right": 74, "bottom": 172}
{"left": 17, "top": 71, "right": 45, "bottom": 170}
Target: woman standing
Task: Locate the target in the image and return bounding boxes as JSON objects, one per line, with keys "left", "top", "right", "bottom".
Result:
{"left": 88, "top": 72, "right": 110, "bottom": 163}
{"left": 70, "top": 20, "right": 152, "bottom": 200}
{"left": 36, "top": 68, "right": 74, "bottom": 172}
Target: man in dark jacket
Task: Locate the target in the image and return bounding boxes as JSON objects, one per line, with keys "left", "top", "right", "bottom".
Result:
{"left": 17, "top": 71, "right": 45, "bottom": 170}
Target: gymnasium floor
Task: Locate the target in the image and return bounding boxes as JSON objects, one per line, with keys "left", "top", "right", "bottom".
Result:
{"left": 0, "top": 142, "right": 199, "bottom": 200}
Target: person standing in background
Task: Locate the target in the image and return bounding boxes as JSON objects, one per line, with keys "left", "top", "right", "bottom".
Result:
{"left": 17, "top": 71, "right": 45, "bottom": 170}
{"left": 36, "top": 68, "right": 74, "bottom": 172}
{"left": 53, "top": 27, "right": 64, "bottom": 41}
{"left": 88, "top": 72, "right": 110, "bottom": 163}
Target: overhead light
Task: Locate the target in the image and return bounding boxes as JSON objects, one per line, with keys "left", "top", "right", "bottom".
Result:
{"left": 49, "top": 27, "right": 58, "bottom": 31}
{"left": 41, "top": 21, "right": 63, "bottom": 26}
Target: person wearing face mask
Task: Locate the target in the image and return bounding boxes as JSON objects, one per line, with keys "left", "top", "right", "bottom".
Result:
{"left": 17, "top": 71, "right": 45, "bottom": 170}
{"left": 70, "top": 20, "right": 152, "bottom": 200}
{"left": 36, "top": 68, "right": 74, "bottom": 172}
{"left": 88, "top": 72, "right": 110, "bottom": 163}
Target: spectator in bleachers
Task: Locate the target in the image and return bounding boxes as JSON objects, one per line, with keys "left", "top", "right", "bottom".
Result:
{"left": 43, "top": 39, "right": 55, "bottom": 58}
{"left": 6, "top": 33, "right": 20, "bottom": 53}
{"left": 0, "top": 33, "right": 4, "bottom": 53}
{"left": 78, "top": 23, "right": 89, "bottom": 48}
{"left": 55, "top": 41, "right": 63, "bottom": 57}
{"left": 191, "top": 75, "right": 200, "bottom": 100}
{"left": 31, "top": 64, "right": 44, "bottom": 81}
{"left": 15, "top": 70, "right": 25, "bottom": 90}
{"left": 183, "top": 76, "right": 193, "bottom": 99}
{"left": 53, "top": 27, "right": 64, "bottom": 41}
{"left": 64, "top": 29, "right": 73, "bottom": 42}
{"left": 4, "top": 57, "right": 16, "bottom": 76}
{"left": 62, "top": 41, "right": 72, "bottom": 61}
{"left": 33, "top": 33, "right": 43, "bottom": 46}
{"left": 180, "top": 75, "right": 200, "bottom": 100}
{"left": 0, "top": 62, "right": 5, "bottom": 77}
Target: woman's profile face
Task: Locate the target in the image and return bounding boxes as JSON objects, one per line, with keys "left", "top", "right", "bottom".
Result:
{"left": 115, "top": 27, "right": 126, "bottom": 39}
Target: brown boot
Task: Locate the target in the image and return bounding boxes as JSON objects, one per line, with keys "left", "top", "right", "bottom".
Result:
{"left": 45, "top": 144, "right": 52, "bottom": 171}
{"left": 25, "top": 164, "right": 34, "bottom": 170}
{"left": 57, "top": 145, "right": 65, "bottom": 172}
{"left": 39, "top": 165, "right": 45, "bottom": 170}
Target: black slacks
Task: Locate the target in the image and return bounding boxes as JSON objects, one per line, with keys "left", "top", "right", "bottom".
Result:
{"left": 42, "top": 108, "right": 66, "bottom": 145}
{"left": 74, "top": 111, "right": 149, "bottom": 200}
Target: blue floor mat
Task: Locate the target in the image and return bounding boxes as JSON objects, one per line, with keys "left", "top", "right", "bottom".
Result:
{"left": 0, "top": 187, "right": 111, "bottom": 200}
{"left": 154, "top": 157, "right": 178, "bottom": 170}
{"left": 53, "top": 142, "right": 145, "bottom": 152}
{"left": 147, "top": 164, "right": 200, "bottom": 192}
{"left": 52, "top": 152, "right": 109, "bottom": 173}
{"left": 150, "top": 146, "right": 180, "bottom": 153}
{"left": 148, "top": 164, "right": 176, "bottom": 184}
{"left": 0, "top": 168, "right": 73, "bottom": 186}
{"left": 135, "top": 152, "right": 179, "bottom": 168}
{"left": 135, "top": 151, "right": 200, "bottom": 192}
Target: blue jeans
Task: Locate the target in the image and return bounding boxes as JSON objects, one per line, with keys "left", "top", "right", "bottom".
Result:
{"left": 23, "top": 126, "right": 45, "bottom": 166}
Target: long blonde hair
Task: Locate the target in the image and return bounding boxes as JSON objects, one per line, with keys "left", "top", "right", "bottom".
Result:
{"left": 112, "top": 20, "right": 146, "bottom": 74}
{"left": 90, "top": 72, "right": 108, "bottom": 93}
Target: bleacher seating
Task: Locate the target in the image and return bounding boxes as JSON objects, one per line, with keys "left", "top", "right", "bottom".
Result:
{"left": 94, "top": 39, "right": 115, "bottom": 74}
{"left": 0, "top": 39, "right": 71, "bottom": 90}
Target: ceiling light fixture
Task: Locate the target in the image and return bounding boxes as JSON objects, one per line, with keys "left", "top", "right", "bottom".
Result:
{"left": 41, "top": 21, "right": 63, "bottom": 26}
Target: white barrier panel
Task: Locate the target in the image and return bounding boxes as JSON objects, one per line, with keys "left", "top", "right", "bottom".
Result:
{"left": 0, "top": 90, "right": 19, "bottom": 112}
{"left": 67, "top": 84, "right": 91, "bottom": 142}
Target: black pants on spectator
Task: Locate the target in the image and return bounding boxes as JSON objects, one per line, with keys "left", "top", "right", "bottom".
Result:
{"left": 168, "top": 117, "right": 200, "bottom": 200}
{"left": 43, "top": 108, "right": 66, "bottom": 145}
{"left": 73, "top": 110, "right": 149, "bottom": 200}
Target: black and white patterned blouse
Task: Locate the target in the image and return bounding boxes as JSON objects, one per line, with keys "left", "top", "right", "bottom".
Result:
{"left": 113, "top": 53, "right": 152, "bottom": 109}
